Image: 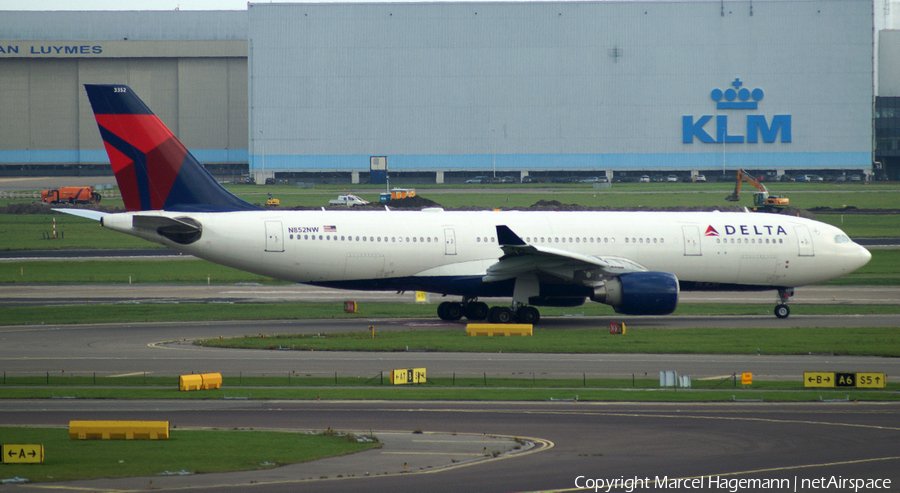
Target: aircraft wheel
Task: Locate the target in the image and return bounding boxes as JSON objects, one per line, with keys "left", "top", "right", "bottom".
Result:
{"left": 444, "top": 302, "right": 464, "bottom": 321}
{"left": 774, "top": 304, "right": 790, "bottom": 319}
{"left": 437, "top": 302, "right": 451, "bottom": 320}
{"left": 465, "top": 302, "right": 489, "bottom": 321}
{"left": 488, "top": 306, "right": 514, "bottom": 324}
{"left": 516, "top": 306, "right": 540, "bottom": 325}
{"left": 438, "top": 302, "right": 463, "bottom": 321}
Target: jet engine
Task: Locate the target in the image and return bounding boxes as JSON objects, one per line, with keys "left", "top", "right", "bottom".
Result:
{"left": 590, "top": 271, "right": 679, "bottom": 315}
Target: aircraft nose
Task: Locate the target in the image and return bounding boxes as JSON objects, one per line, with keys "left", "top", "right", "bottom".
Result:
{"left": 856, "top": 244, "right": 872, "bottom": 268}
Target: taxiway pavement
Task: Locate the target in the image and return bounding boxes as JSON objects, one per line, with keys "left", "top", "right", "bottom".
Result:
{"left": 2, "top": 286, "right": 899, "bottom": 492}
{"left": 2, "top": 316, "right": 899, "bottom": 381}
{"left": 1, "top": 399, "right": 898, "bottom": 492}
{"left": 1, "top": 283, "right": 899, "bottom": 307}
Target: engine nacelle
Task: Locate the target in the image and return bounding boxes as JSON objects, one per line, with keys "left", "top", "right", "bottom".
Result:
{"left": 590, "top": 272, "right": 679, "bottom": 315}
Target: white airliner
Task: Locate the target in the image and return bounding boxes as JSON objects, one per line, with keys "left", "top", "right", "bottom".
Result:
{"left": 59, "top": 84, "right": 872, "bottom": 324}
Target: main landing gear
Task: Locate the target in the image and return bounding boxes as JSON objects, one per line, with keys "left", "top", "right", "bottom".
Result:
{"left": 437, "top": 298, "right": 540, "bottom": 324}
{"left": 774, "top": 287, "right": 793, "bottom": 319}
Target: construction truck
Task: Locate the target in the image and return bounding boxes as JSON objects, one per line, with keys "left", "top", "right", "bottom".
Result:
{"left": 725, "top": 169, "right": 789, "bottom": 212}
{"left": 41, "top": 186, "right": 102, "bottom": 205}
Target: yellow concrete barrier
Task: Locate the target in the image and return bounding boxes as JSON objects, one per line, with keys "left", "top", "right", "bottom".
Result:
{"left": 69, "top": 420, "right": 169, "bottom": 440}
{"left": 466, "top": 324, "right": 533, "bottom": 336}
{"left": 179, "top": 373, "right": 222, "bottom": 391}
{"left": 179, "top": 374, "right": 202, "bottom": 391}
{"left": 200, "top": 372, "right": 222, "bottom": 390}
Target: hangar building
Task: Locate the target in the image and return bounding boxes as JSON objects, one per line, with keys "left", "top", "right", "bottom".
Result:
{"left": 0, "top": 1, "right": 885, "bottom": 183}
{"left": 0, "top": 11, "right": 247, "bottom": 178}
{"left": 246, "top": 0, "right": 873, "bottom": 183}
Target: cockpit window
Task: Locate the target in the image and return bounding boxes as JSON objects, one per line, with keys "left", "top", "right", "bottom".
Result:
{"left": 834, "top": 235, "right": 851, "bottom": 244}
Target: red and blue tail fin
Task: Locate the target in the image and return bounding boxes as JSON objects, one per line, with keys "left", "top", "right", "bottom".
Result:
{"left": 84, "top": 84, "right": 260, "bottom": 212}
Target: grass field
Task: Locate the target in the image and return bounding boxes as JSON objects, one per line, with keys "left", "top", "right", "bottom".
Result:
{"left": 198, "top": 326, "right": 900, "bottom": 357}
{"left": 4, "top": 249, "right": 898, "bottom": 285}
{"left": 1, "top": 300, "right": 899, "bottom": 326}
{"left": 1, "top": 385, "right": 897, "bottom": 403}
{"left": 3, "top": 257, "right": 280, "bottom": 284}
{"left": 814, "top": 214, "right": 900, "bottom": 238}
{"left": 0, "top": 427, "right": 379, "bottom": 483}
{"left": 218, "top": 182, "right": 900, "bottom": 211}
{"left": 3, "top": 373, "right": 897, "bottom": 392}
{"left": 3, "top": 182, "right": 900, "bottom": 252}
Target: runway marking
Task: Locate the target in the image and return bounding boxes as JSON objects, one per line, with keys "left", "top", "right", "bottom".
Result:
{"left": 108, "top": 372, "right": 151, "bottom": 378}
{"left": 21, "top": 488, "right": 129, "bottom": 492}
{"left": 380, "top": 451, "right": 484, "bottom": 456}
{"left": 412, "top": 439, "right": 503, "bottom": 443}
{"left": 564, "top": 410, "right": 900, "bottom": 432}
{"left": 541, "top": 455, "right": 900, "bottom": 493}
{"left": 531, "top": 408, "right": 900, "bottom": 432}
{"left": 292, "top": 406, "right": 900, "bottom": 432}
{"left": 694, "top": 375, "right": 737, "bottom": 380}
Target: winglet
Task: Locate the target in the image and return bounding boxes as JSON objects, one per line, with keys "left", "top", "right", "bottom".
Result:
{"left": 496, "top": 225, "right": 527, "bottom": 246}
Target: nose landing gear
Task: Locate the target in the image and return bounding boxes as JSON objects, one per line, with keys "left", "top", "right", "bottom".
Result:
{"left": 774, "top": 287, "right": 793, "bottom": 319}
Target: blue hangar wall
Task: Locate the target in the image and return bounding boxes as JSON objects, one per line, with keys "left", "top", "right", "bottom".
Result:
{"left": 247, "top": 0, "right": 873, "bottom": 176}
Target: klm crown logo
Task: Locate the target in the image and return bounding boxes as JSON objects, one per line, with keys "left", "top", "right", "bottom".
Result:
{"left": 683, "top": 77, "right": 791, "bottom": 144}
{"left": 712, "top": 78, "right": 763, "bottom": 110}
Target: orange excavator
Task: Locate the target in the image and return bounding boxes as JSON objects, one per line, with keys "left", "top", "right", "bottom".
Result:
{"left": 725, "top": 169, "right": 789, "bottom": 212}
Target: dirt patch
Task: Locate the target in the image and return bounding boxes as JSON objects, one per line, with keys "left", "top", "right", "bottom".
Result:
{"left": 361, "top": 195, "right": 443, "bottom": 209}
{"left": 1, "top": 203, "right": 124, "bottom": 215}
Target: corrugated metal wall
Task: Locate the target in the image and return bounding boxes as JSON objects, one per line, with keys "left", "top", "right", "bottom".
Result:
{"left": 0, "top": 11, "right": 247, "bottom": 41}
{"left": 0, "top": 57, "right": 247, "bottom": 166}
{"left": 0, "top": 12, "right": 248, "bottom": 169}
{"left": 248, "top": 1, "right": 872, "bottom": 172}
{"left": 880, "top": 30, "right": 900, "bottom": 97}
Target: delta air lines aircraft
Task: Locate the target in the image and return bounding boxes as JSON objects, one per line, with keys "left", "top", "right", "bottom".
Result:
{"left": 58, "top": 84, "right": 872, "bottom": 324}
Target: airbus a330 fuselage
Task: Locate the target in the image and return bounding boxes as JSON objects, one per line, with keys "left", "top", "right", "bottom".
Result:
{"left": 61, "top": 84, "right": 872, "bottom": 324}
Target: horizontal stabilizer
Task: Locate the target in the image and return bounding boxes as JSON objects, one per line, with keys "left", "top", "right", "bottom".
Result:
{"left": 53, "top": 208, "right": 108, "bottom": 222}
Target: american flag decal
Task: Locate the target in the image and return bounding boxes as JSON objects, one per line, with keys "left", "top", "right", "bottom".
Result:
{"left": 324, "top": 225, "right": 337, "bottom": 232}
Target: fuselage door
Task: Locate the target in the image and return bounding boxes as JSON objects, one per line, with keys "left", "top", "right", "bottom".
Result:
{"left": 682, "top": 226, "right": 701, "bottom": 256}
{"left": 265, "top": 221, "right": 284, "bottom": 252}
{"left": 444, "top": 228, "right": 457, "bottom": 255}
{"left": 794, "top": 226, "right": 815, "bottom": 257}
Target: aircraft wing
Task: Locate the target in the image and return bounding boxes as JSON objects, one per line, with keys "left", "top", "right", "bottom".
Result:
{"left": 483, "top": 225, "right": 648, "bottom": 283}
